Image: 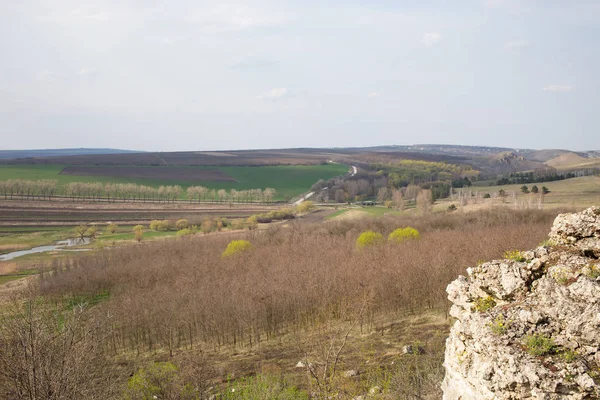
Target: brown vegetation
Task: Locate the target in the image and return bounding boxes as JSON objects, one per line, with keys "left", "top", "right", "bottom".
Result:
{"left": 0, "top": 209, "right": 562, "bottom": 398}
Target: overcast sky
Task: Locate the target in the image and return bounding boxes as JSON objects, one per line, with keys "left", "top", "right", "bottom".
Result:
{"left": 1, "top": 0, "right": 599, "bottom": 151}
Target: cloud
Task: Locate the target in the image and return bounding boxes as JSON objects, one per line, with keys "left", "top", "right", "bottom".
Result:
{"left": 542, "top": 85, "right": 574, "bottom": 93}
{"left": 421, "top": 32, "right": 442, "bottom": 47}
{"left": 484, "top": 0, "right": 505, "bottom": 8}
{"left": 368, "top": 92, "right": 381, "bottom": 98}
{"left": 76, "top": 68, "right": 97, "bottom": 76}
{"left": 35, "top": 70, "right": 58, "bottom": 82}
{"left": 36, "top": 6, "right": 125, "bottom": 24}
{"left": 504, "top": 40, "right": 529, "bottom": 49}
{"left": 258, "top": 88, "right": 288, "bottom": 100}
{"left": 186, "top": 4, "right": 287, "bottom": 32}
{"left": 229, "top": 54, "right": 278, "bottom": 69}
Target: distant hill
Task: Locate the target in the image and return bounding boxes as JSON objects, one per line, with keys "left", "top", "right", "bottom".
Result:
{"left": 0, "top": 148, "right": 143, "bottom": 160}
{"left": 525, "top": 149, "right": 575, "bottom": 163}
{"left": 0, "top": 145, "right": 598, "bottom": 175}
{"left": 545, "top": 151, "right": 600, "bottom": 170}
{"left": 378, "top": 144, "right": 519, "bottom": 157}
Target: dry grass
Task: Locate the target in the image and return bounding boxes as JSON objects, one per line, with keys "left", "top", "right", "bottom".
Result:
{"left": 447, "top": 176, "right": 600, "bottom": 211}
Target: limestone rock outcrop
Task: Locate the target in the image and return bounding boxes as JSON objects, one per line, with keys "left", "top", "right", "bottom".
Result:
{"left": 443, "top": 207, "right": 600, "bottom": 399}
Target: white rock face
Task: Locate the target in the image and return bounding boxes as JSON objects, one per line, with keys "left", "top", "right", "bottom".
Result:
{"left": 442, "top": 207, "right": 600, "bottom": 399}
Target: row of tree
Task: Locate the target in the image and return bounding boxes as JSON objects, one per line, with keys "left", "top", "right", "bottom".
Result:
{"left": 0, "top": 179, "right": 58, "bottom": 200}
{"left": 186, "top": 186, "right": 276, "bottom": 203}
{"left": 0, "top": 179, "right": 277, "bottom": 203}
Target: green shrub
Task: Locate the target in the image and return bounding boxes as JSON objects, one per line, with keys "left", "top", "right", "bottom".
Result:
{"left": 177, "top": 228, "right": 196, "bottom": 236}
{"left": 356, "top": 231, "right": 384, "bottom": 248}
{"left": 150, "top": 220, "right": 171, "bottom": 232}
{"left": 124, "top": 362, "right": 181, "bottom": 400}
{"left": 222, "top": 240, "right": 253, "bottom": 258}
{"left": 132, "top": 225, "right": 144, "bottom": 232}
{"left": 220, "top": 375, "right": 308, "bottom": 400}
{"left": 584, "top": 264, "right": 600, "bottom": 279}
{"left": 246, "top": 216, "right": 258, "bottom": 230}
{"left": 523, "top": 334, "right": 555, "bottom": 356}
{"left": 268, "top": 209, "right": 296, "bottom": 220}
{"left": 474, "top": 296, "right": 496, "bottom": 312}
{"left": 447, "top": 204, "right": 457, "bottom": 212}
{"left": 538, "top": 239, "right": 556, "bottom": 248}
{"left": 296, "top": 201, "right": 315, "bottom": 214}
{"left": 175, "top": 219, "right": 189, "bottom": 230}
{"left": 85, "top": 226, "right": 97, "bottom": 239}
{"left": 75, "top": 224, "right": 87, "bottom": 239}
{"left": 504, "top": 250, "right": 525, "bottom": 262}
{"left": 388, "top": 227, "right": 421, "bottom": 243}
{"left": 106, "top": 223, "right": 118, "bottom": 234}
{"left": 560, "top": 348, "right": 578, "bottom": 363}
{"left": 489, "top": 314, "right": 509, "bottom": 335}
{"left": 231, "top": 219, "right": 246, "bottom": 230}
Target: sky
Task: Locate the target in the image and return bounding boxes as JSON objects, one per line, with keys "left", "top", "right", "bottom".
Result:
{"left": 1, "top": 0, "right": 599, "bottom": 152}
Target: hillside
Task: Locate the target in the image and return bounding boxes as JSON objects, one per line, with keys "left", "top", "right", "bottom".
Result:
{"left": 0, "top": 148, "right": 142, "bottom": 160}
{"left": 546, "top": 152, "right": 600, "bottom": 170}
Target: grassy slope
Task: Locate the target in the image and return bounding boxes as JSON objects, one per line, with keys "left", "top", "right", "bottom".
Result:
{"left": 454, "top": 176, "right": 600, "bottom": 208}
{"left": 325, "top": 207, "right": 403, "bottom": 220}
{"left": 0, "top": 164, "right": 349, "bottom": 200}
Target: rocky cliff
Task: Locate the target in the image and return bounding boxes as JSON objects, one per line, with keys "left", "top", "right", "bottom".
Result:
{"left": 442, "top": 207, "right": 600, "bottom": 399}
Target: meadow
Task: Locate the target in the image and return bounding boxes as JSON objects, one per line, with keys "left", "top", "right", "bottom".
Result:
{"left": 456, "top": 175, "right": 600, "bottom": 209}
{"left": 0, "top": 163, "right": 350, "bottom": 201}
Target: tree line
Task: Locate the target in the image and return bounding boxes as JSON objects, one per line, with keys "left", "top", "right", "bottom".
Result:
{"left": 0, "top": 179, "right": 277, "bottom": 203}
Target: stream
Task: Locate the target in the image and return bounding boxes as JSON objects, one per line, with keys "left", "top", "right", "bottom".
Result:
{"left": 0, "top": 238, "right": 91, "bottom": 261}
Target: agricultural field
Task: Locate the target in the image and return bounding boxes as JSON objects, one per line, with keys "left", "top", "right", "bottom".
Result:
{"left": 0, "top": 163, "right": 349, "bottom": 201}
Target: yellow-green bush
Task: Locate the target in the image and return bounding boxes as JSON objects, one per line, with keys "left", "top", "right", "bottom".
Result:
{"left": 106, "top": 223, "right": 118, "bottom": 234}
{"left": 175, "top": 219, "right": 189, "bottom": 230}
{"left": 150, "top": 220, "right": 171, "bottom": 232}
{"left": 222, "top": 240, "right": 253, "bottom": 258}
{"left": 177, "top": 228, "right": 196, "bottom": 236}
{"left": 388, "top": 227, "right": 420, "bottom": 243}
{"left": 132, "top": 225, "right": 144, "bottom": 233}
{"left": 356, "top": 231, "right": 384, "bottom": 248}
{"left": 296, "top": 201, "right": 315, "bottom": 214}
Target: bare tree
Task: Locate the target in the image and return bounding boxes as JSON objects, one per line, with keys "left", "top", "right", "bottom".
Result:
{"left": 0, "top": 290, "right": 112, "bottom": 399}
{"left": 416, "top": 189, "right": 433, "bottom": 214}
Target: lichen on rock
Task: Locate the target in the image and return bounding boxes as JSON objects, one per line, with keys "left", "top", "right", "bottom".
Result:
{"left": 442, "top": 207, "right": 600, "bottom": 400}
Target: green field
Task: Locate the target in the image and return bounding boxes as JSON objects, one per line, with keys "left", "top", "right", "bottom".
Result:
{"left": 0, "top": 164, "right": 349, "bottom": 200}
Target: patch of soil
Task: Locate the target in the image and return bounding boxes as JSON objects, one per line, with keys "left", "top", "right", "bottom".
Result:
{"left": 59, "top": 166, "right": 237, "bottom": 182}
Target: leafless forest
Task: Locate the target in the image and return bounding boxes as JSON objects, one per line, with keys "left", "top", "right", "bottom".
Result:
{"left": 0, "top": 209, "right": 560, "bottom": 398}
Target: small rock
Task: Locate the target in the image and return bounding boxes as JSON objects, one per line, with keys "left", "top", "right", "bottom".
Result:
{"left": 402, "top": 345, "right": 425, "bottom": 355}
{"left": 343, "top": 369, "right": 359, "bottom": 378}
{"left": 295, "top": 361, "right": 306, "bottom": 368}
{"left": 369, "top": 386, "right": 382, "bottom": 395}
